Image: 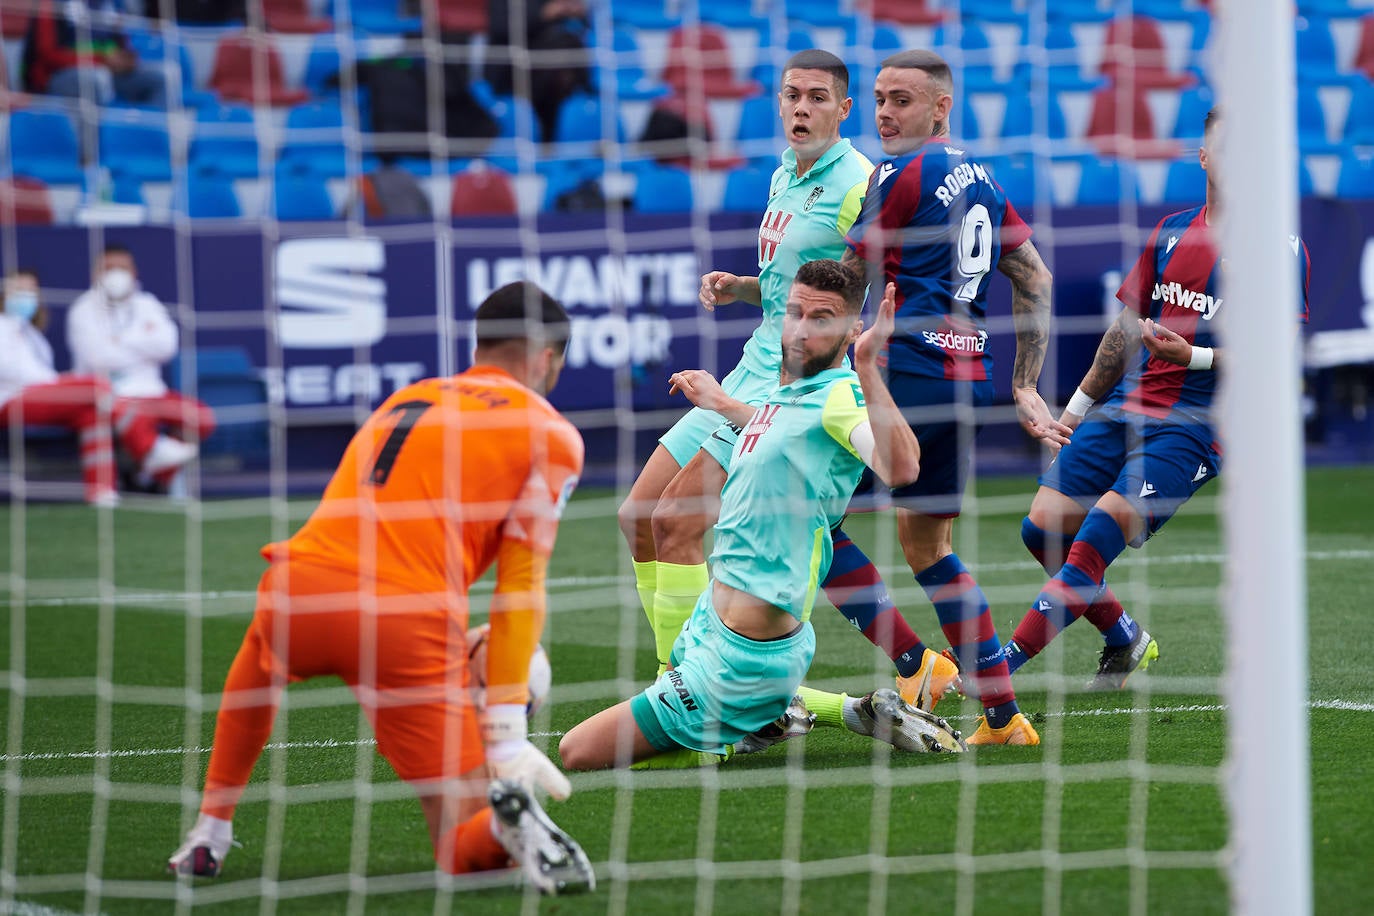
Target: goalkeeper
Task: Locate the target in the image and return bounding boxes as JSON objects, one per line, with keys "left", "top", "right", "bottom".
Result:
{"left": 167, "top": 282, "right": 594, "bottom": 895}
{"left": 561, "top": 261, "right": 959, "bottom": 768}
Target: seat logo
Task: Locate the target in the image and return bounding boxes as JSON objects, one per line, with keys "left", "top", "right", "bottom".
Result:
{"left": 276, "top": 237, "right": 386, "bottom": 349}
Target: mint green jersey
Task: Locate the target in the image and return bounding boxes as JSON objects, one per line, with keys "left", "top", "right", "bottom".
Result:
{"left": 737, "top": 140, "right": 872, "bottom": 378}
{"left": 709, "top": 367, "right": 869, "bottom": 622}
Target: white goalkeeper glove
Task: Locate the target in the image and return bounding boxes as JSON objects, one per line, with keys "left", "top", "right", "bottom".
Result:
{"left": 482, "top": 704, "right": 572, "bottom": 801}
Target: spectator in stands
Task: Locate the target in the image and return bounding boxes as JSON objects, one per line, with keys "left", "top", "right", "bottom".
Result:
{"left": 350, "top": 155, "right": 434, "bottom": 220}
{"left": 0, "top": 269, "right": 196, "bottom": 506}
{"left": 67, "top": 245, "right": 215, "bottom": 490}
{"left": 21, "top": 0, "right": 167, "bottom": 107}
{"left": 486, "top": 0, "right": 592, "bottom": 142}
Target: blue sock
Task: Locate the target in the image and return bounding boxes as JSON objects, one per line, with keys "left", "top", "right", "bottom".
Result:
{"left": 823, "top": 528, "right": 926, "bottom": 678}
{"left": 1002, "top": 639, "right": 1029, "bottom": 675}
{"left": 914, "top": 553, "right": 1017, "bottom": 718}
{"left": 1100, "top": 608, "right": 1140, "bottom": 647}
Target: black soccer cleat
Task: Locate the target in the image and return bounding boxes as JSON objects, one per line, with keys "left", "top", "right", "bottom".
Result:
{"left": 1086, "top": 627, "right": 1160, "bottom": 690}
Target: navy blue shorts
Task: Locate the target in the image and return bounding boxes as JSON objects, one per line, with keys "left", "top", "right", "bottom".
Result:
{"left": 1038, "top": 404, "right": 1220, "bottom": 546}
{"left": 850, "top": 371, "right": 993, "bottom": 518}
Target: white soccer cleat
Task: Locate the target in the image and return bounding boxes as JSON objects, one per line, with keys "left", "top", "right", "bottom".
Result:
{"left": 167, "top": 819, "right": 233, "bottom": 878}
{"left": 141, "top": 435, "right": 198, "bottom": 477}
{"left": 488, "top": 779, "right": 595, "bottom": 895}
{"left": 733, "top": 694, "right": 815, "bottom": 755}
{"left": 849, "top": 687, "right": 967, "bottom": 753}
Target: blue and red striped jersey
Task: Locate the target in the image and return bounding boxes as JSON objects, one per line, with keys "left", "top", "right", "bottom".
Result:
{"left": 845, "top": 136, "right": 1032, "bottom": 380}
{"left": 1111, "top": 205, "right": 1311, "bottom": 426}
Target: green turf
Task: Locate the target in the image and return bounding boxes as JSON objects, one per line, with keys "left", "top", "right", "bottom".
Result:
{"left": 2, "top": 466, "right": 1372, "bottom": 914}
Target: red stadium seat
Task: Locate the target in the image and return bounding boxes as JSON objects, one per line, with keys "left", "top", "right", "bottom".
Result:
{"left": 424, "top": 0, "right": 487, "bottom": 33}
{"left": 258, "top": 0, "right": 332, "bottom": 33}
{"left": 1356, "top": 15, "right": 1374, "bottom": 84}
{"left": 208, "top": 34, "right": 311, "bottom": 107}
{"left": 1086, "top": 84, "right": 1180, "bottom": 159}
{"left": 861, "top": 0, "right": 944, "bottom": 25}
{"left": 1100, "top": 15, "right": 1196, "bottom": 90}
{"left": 661, "top": 25, "right": 762, "bottom": 100}
{"left": 451, "top": 166, "right": 517, "bottom": 216}
{"left": 0, "top": 1, "right": 29, "bottom": 38}
{"left": 0, "top": 178, "right": 54, "bottom": 225}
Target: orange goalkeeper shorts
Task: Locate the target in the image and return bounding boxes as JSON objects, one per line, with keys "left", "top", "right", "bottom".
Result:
{"left": 248, "top": 560, "right": 484, "bottom": 784}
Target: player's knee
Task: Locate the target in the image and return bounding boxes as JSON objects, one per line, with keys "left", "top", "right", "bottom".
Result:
{"left": 1021, "top": 516, "right": 1045, "bottom": 551}
{"left": 651, "top": 496, "right": 707, "bottom": 555}
{"left": 557, "top": 729, "right": 591, "bottom": 771}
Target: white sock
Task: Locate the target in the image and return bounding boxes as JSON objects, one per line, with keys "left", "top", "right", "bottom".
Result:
{"left": 840, "top": 697, "right": 866, "bottom": 733}
{"left": 193, "top": 812, "right": 233, "bottom": 846}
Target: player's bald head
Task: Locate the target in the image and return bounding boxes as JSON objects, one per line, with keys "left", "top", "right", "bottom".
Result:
{"left": 880, "top": 49, "right": 953, "bottom": 96}
{"left": 474, "top": 281, "right": 571, "bottom": 354}
{"left": 793, "top": 259, "right": 866, "bottom": 315}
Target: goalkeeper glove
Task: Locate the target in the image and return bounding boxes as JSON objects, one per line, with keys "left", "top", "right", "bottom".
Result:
{"left": 483, "top": 703, "right": 572, "bottom": 801}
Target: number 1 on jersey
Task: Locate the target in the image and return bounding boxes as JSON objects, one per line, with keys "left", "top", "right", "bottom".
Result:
{"left": 367, "top": 399, "right": 433, "bottom": 486}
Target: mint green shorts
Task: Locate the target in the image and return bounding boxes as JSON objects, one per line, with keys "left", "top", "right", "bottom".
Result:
{"left": 630, "top": 588, "right": 815, "bottom": 755}
{"left": 658, "top": 362, "right": 777, "bottom": 471}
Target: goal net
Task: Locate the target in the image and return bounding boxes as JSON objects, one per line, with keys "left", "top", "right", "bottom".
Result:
{"left": 0, "top": 0, "right": 1324, "bottom": 912}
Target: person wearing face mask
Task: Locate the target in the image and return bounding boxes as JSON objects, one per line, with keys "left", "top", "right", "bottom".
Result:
{"left": 66, "top": 243, "right": 216, "bottom": 490}
{"left": 0, "top": 269, "right": 197, "bottom": 506}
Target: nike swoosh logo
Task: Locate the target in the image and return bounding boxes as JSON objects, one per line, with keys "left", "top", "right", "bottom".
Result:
{"left": 657, "top": 692, "right": 674, "bottom": 712}
{"left": 710, "top": 430, "right": 733, "bottom": 444}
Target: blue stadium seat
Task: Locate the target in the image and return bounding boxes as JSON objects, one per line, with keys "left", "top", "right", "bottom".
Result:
{"left": 1297, "top": 84, "right": 1342, "bottom": 154}
{"left": 124, "top": 27, "right": 218, "bottom": 109}
{"left": 1171, "top": 84, "right": 1215, "bottom": 141}
{"left": 933, "top": 21, "right": 1000, "bottom": 92}
{"left": 1044, "top": 21, "right": 1106, "bottom": 91}
{"left": 190, "top": 104, "right": 261, "bottom": 178}
{"left": 185, "top": 174, "right": 243, "bottom": 218}
{"left": 278, "top": 101, "right": 355, "bottom": 178}
{"left": 1076, "top": 157, "right": 1141, "bottom": 206}
{"left": 735, "top": 94, "right": 779, "bottom": 144}
{"left": 274, "top": 173, "right": 336, "bottom": 219}
{"left": 302, "top": 35, "right": 344, "bottom": 98}
{"left": 489, "top": 95, "right": 542, "bottom": 143}
{"left": 1336, "top": 151, "right": 1374, "bottom": 198}
{"left": 611, "top": 0, "right": 678, "bottom": 29}
{"left": 1162, "top": 156, "right": 1205, "bottom": 203}
{"left": 1298, "top": 0, "right": 1361, "bottom": 15}
{"left": 333, "top": 0, "right": 420, "bottom": 34}
{"left": 984, "top": 155, "right": 1040, "bottom": 209}
{"left": 553, "top": 92, "right": 625, "bottom": 144}
{"left": 166, "top": 347, "right": 268, "bottom": 461}
{"left": 960, "top": 0, "right": 1026, "bottom": 24}
{"left": 98, "top": 114, "right": 173, "bottom": 182}
{"left": 1001, "top": 90, "right": 1067, "bottom": 140}
{"left": 8, "top": 109, "right": 84, "bottom": 185}
{"left": 1295, "top": 16, "right": 1347, "bottom": 85}
{"left": 784, "top": 0, "right": 853, "bottom": 30}
{"left": 111, "top": 173, "right": 145, "bottom": 206}
{"left": 953, "top": 94, "right": 981, "bottom": 141}
{"left": 1343, "top": 76, "right": 1374, "bottom": 145}
{"left": 720, "top": 166, "right": 773, "bottom": 213}
{"left": 1046, "top": 0, "right": 1115, "bottom": 23}
{"left": 610, "top": 27, "right": 669, "bottom": 100}
{"left": 633, "top": 165, "right": 693, "bottom": 213}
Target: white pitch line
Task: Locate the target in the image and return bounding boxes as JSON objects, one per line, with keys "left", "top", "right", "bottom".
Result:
{"left": 5, "top": 547, "right": 1374, "bottom": 610}
{"left": 3, "top": 700, "right": 1369, "bottom": 764}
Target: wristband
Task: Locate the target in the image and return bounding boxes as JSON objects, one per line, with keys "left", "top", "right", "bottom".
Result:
{"left": 1188, "top": 346, "right": 1215, "bottom": 370}
{"left": 1065, "top": 387, "right": 1095, "bottom": 418}
{"left": 480, "top": 703, "right": 527, "bottom": 745}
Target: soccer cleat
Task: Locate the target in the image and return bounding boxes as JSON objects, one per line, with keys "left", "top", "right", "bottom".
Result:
{"left": 734, "top": 695, "right": 816, "bottom": 755}
{"left": 848, "top": 688, "right": 966, "bottom": 753}
{"left": 488, "top": 780, "right": 595, "bottom": 895}
{"left": 141, "top": 435, "right": 198, "bottom": 476}
{"left": 167, "top": 826, "right": 232, "bottom": 878}
{"left": 966, "top": 713, "right": 1040, "bottom": 746}
{"left": 1086, "top": 628, "right": 1159, "bottom": 691}
{"left": 896, "top": 648, "right": 962, "bottom": 711}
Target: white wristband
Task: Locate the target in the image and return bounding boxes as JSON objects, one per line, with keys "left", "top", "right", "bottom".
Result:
{"left": 480, "top": 703, "right": 527, "bottom": 745}
{"left": 1188, "top": 346, "right": 1215, "bottom": 370}
{"left": 1065, "top": 387, "right": 1095, "bottom": 418}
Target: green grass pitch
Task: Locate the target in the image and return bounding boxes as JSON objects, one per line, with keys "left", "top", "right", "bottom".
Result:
{"left": 2, "top": 466, "right": 1372, "bottom": 914}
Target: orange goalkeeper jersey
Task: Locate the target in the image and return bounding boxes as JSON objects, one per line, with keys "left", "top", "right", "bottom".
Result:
{"left": 266, "top": 366, "right": 584, "bottom": 615}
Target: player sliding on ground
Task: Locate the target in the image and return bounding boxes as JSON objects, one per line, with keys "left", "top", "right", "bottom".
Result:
{"left": 996, "top": 108, "right": 1311, "bottom": 687}
{"left": 560, "top": 261, "right": 964, "bottom": 770}
{"left": 618, "top": 50, "right": 959, "bottom": 715}
{"left": 167, "top": 282, "right": 595, "bottom": 895}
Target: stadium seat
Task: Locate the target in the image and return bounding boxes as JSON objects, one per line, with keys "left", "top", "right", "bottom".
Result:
{"left": 111, "top": 172, "right": 145, "bottom": 206}
{"left": 610, "top": 27, "right": 669, "bottom": 101}
{"left": 720, "top": 166, "right": 773, "bottom": 213}
{"left": 933, "top": 21, "right": 1001, "bottom": 92}
{"left": 554, "top": 92, "right": 625, "bottom": 144}
{"left": 1161, "top": 155, "right": 1206, "bottom": 203}
{"left": 1086, "top": 84, "right": 1178, "bottom": 158}
{"left": 1295, "top": 16, "right": 1347, "bottom": 85}
{"left": 190, "top": 104, "right": 262, "bottom": 178}
{"left": 0, "top": 178, "right": 54, "bottom": 224}
{"left": 1076, "top": 157, "right": 1141, "bottom": 206}
{"left": 99, "top": 113, "right": 174, "bottom": 182}
{"left": 209, "top": 34, "right": 311, "bottom": 107}
{"left": 632, "top": 164, "right": 694, "bottom": 213}
{"left": 260, "top": 0, "right": 332, "bottom": 33}
{"left": 1356, "top": 14, "right": 1374, "bottom": 83}
{"left": 0, "top": 5, "right": 28, "bottom": 38}
{"left": 273, "top": 172, "right": 335, "bottom": 219}
{"left": 489, "top": 94, "right": 542, "bottom": 143}
{"left": 1099, "top": 15, "right": 1195, "bottom": 89}
{"left": 8, "top": 108, "right": 84, "bottom": 185}
{"left": 185, "top": 174, "right": 243, "bottom": 218}
{"left": 428, "top": 0, "right": 486, "bottom": 34}
{"left": 451, "top": 165, "right": 517, "bottom": 216}
{"left": 1335, "top": 150, "right": 1374, "bottom": 198}
{"left": 1297, "top": 84, "right": 1342, "bottom": 154}
{"left": 124, "top": 27, "right": 220, "bottom": 110}
{"left": 1001, "top": 89, "right": 1068, "bottom": 140}
{"left": 1043, "top": 22, "right": 1106, "bottom": 92}
{"left": 1343, "top": 75, "right": 1374, "bottom": 145}
{"left": 984, "top": 155, "right": 1041, "bottom": 209}
{"left": 279, "top": 101, "right": 356, "bottom": 177}
{"left": 1046, "top": 0, "right": 1115, "bottom": 23}
{"left": 862, "top": 0, "right": 944, "bottom": 26}
{"left": 610, "top": 0, "right": 679, "bottom": 30}
{"left": 336, "top": 0, "right": 421, "bottom": 33}
{"left": 166, "top": 347, "right": 269, "bottom": 461}
{"left": 301, "top": 35, "right": 343, "bottom": 97}
{"left": 784, "top": 0, "right": 853, "bottom": 29}
{"left": 1171, "top": 83, "right": 1215, "bottom": 141}
{"left": 661, "top": 25, "right": 763, "bottom": 99}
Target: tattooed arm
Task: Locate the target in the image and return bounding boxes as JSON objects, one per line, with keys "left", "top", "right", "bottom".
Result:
{"left": 998, "top": 240, "right": 1073, "bottom": 447}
